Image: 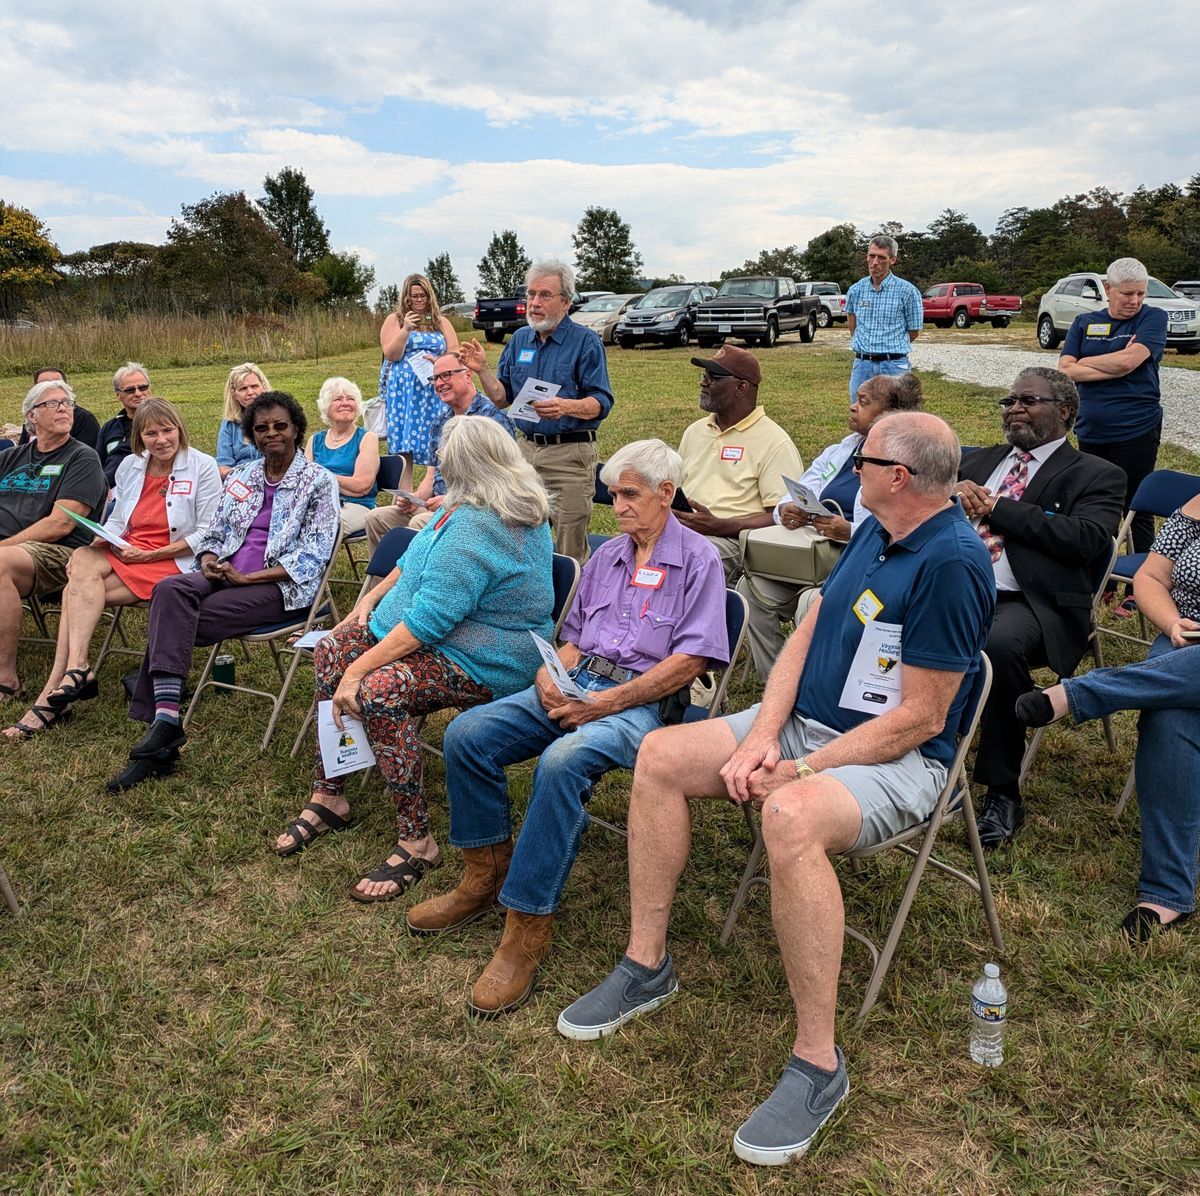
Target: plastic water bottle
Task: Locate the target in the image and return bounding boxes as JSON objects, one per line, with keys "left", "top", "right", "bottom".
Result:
{"left": 970, "top": 963, "right": 1007, "bottom": 1067}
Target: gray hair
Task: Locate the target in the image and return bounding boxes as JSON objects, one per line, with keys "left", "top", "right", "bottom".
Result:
{"left": 1106, "top": 257, "right": 1148, "bottom": 286}
{"left": 113, "top": 361, "right": 150, "bottom": 391}
{"left": 23, "top": 379, "right": 76, "bottom": 418}
{"left": 873, "top": 412, "right": 960, "bottom": 498}
{"left": 439, "top": 415, "right": 550, "bottom": 528}
{"left": 1013, "top": 366, "right": 1079, "bottom": 430}
{"left": 526, "top": 259, "right": 576, "bottom": 301}
{"left": 600, "top": 439, "right": 683, "bottom": 492}
{"left": 869, "top": 234, "right": 899, "bottom": 257}
{"left": 316, "top": 376, "right": 366, "bottom": 424}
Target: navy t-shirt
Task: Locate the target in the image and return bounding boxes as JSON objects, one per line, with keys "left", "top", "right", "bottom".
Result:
{"left": 1062, "top": 304, "right": 1167, "bottom": 443}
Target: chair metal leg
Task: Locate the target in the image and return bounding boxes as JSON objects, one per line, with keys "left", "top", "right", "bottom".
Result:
{"left": 719, "top": 803, "right": 768, "bottom": 946}
{"left": 0, "top": 862, "right": 21, "bottom": 917}
{"left": 957, "top": 785, "right": 1005, "bottom": 952}
{"left": 1113, "top": 764, "right": 1136, "bottom": 820}
{"left": 181, "top": 645, "right": 219, "bottom": 729}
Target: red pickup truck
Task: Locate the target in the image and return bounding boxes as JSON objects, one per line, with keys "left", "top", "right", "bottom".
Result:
{"left": 922, "top": 283, "right": 1022, "bottom": 329}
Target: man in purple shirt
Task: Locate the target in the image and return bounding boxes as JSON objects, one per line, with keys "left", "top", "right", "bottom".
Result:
{"left": 406, "top": 438, "right": 730, "bottom": 1016}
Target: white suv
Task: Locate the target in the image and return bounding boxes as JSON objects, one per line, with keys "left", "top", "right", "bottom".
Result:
{"left": 1037, "top": 273, "right": 1199, "bottom": 354}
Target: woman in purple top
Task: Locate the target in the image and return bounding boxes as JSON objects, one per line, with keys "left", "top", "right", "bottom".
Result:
{"left": 105, "top": 391, "right": 340, "bottom": 792}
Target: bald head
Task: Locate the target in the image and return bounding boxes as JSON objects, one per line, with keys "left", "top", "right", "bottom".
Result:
{"left": 868, "top": 412, "right": 960, "bottom": 499}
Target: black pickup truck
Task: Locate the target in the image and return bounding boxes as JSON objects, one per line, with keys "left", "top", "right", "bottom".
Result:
{"left": 473, "top": 288, "right": 584, "bottom": 343}
{"left": 693, "top": 276, "right": 820, "bottom": 348}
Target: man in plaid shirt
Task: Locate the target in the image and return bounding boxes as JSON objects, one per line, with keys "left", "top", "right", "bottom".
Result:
{"left": 845, "top": 235, "right": 923, "bottom": 400}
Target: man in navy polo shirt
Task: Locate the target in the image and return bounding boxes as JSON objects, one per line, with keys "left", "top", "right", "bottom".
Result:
{"left": 845, "top": 235, "right": 923, "bottom": 401}
{"left": 559, "top": 412, "right": 994, "bottom": 1167}
{"left": 1059, "top": 258, "right": 1168, "bottom": 599}
{"left": 462, "top": 259, "right": 613, "bottom": 562}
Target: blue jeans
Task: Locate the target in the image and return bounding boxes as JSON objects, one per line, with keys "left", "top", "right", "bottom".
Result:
{"left": 1064, "top": 637, "right": 1200, "bottom": 912}
{"left": 848, "top": 354, "right": 910, "bottom": 401}
{"left": 442, "top": 671, "right": 664, "bottom": 915}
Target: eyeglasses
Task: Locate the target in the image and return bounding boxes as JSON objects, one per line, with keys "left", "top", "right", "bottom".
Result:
{"left": 119, "top": 383, "right": 151, "bottom": 396}
{"left": 526, "top": 289, "right": 564, "bottom": 302}
{"left": 998, "top": 394, "right": 1057, "bottom": 410}
{"left": 252, "top": 420, "right": 292, "bottom": 434}
{"left": 852, "top": 452, "right": 919, "bottom": 476}
{"left": 31, "top": 398, "right": 75, "bottom": 412}
{"left": 432, "top": 368, "right": 469, "bottom": 384}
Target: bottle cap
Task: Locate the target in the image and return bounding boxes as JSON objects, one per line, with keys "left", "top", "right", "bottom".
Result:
{"left": 984, "top": 963, "right": 1000, "bottom": 978}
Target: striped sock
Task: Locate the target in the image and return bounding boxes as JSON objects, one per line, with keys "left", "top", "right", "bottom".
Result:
{"left": 151, "top": 673, "right": 184, "bottom": 725}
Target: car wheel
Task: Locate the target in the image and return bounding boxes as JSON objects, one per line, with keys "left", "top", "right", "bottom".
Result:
{"left": 816, "top": 308, "right": 831, "bottom": 329}
{"left": 484, "top": 329, "right": 504, "bottom": 343}
{"left": 677, "top": 323, "right": 691, "bottom": 348}
{"left": 616, "top": 336, "right": 634, "bottom": 350}
{"left": 1177, "top": 342, "right": 1200, "bottom": 355}
{"left": 991, "top": 318, "right": 1010, "bottom": 329}
{"left": 696, "top": 337, "right": 717, "bottom": 349}
{"left": 1037, "top": 314, "right": 1062, "bottom": 350}
{"left": 953, "top": 308, "right": 971, "bottom": 329}
{"left": 798, "top": 312, "right": 816, "bottom": 344}
{"left": 934, "top": 319, "right": 951, "bottom": 329}
{"left": 761, "top": 318, "right": 779, "bottom": 348}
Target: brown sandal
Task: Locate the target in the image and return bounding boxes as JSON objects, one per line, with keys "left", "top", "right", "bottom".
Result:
{"left": 348, "top": 844, "right": 441, "bottom": 904}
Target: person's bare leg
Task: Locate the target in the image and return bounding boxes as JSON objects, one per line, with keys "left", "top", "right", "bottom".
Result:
{"left": 625, "top": 720, "right": 740, "bottom": 968}
{"left": 58, "top": 548, "right": 123, "bottom": 674}
{"left": 762, "top": 777, "right": 862, "bottom": 1069}
{"left": 352, "top": 833, "right": 440, "bottom": 899}
{"left": 0, "top": 548, "right": 37, "bottom": 691}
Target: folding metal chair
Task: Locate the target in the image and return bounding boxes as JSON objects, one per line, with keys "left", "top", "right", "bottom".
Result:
{"left": 587, "top": 587, "right": 749, "bottom": 838}
{"left": 1102, "top": 469, "right": 1200, "bottom": 646}
{"left": 1018, "top": 538, "right": 1120, "bottom": 786}
{"left": 721, "top": 654, "right": 1002, "bottom": 1025}
{"left": 337, "top": 455, "right": 409, "bottom": 587}
{"left": 182, "top": 532, "right": 344, "bottom": 750}
{"left": 92, "top": 599, "right": 150, "bottom": 676}
{"left": 0, "top": 859, "right": 20, "bottom": 916}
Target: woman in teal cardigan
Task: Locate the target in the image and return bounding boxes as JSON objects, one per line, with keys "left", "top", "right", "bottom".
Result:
{"left": 274, "top": 415, "right": 555, "bottom": 903}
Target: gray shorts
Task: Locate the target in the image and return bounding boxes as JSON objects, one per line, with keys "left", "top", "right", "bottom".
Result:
{"left": 722, "top": 705, "right": 948, "bottom": 851}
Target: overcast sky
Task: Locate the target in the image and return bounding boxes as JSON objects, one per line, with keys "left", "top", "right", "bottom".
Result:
{"left": 2, "top": 2, "right": 1195, "bottom": 297}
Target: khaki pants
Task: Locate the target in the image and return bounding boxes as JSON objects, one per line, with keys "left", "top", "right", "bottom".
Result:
{"left": 520, "top": 438, "right": 596, "bottom": 563}
{"left": 365, "top": 503, "right": 433, "bottom": 552}
{"left": 736, "top": 574, "right": 821, "bottom": 683}
{"left": 705, "top": 534, "right": 743, "bottom": 585}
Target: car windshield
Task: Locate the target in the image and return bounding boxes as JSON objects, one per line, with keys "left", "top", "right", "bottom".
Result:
{"left": 716, "top": 279, "right": 777, "bottom": 299}
{"left": 635, "top": 288, "right": 690, "bottom": 309}
{"left": 581, "top": 298, "right": 622, "bottom": 312}
{"left": 1146, "top": 278, "right": 1179, "bottom": 299}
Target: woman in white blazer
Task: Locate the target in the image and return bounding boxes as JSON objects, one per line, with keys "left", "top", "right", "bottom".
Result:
{"left": 5, "top": 398, "right": 221, "bottom": 737}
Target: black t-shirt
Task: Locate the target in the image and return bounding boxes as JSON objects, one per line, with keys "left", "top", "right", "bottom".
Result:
{"left": 0, "top": 438, "right": 108, "bottom": 548}
{"left": 97, "top": 410, "right": 134, "bottom": 487}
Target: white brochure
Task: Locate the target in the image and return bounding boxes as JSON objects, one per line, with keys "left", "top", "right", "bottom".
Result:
{"left": 293, "top": 629, "right": 333, "bottom": 651}
{"left": 317, "top": 700, "right": 377, "bottom": 777}
{"left": 508, "top": 377, "right": 561, "bottom": 423}
{"left": 407, "top": 354, "right": 435, "bottom": 385}
{"left": 781, "top": 476, "right": 833, "bottom": 517}
{"left": 838, "top": 620, "right": 903, "bottom": 715}
{"left": 530, "top": 631, "right": 594, "bottom": 702}
{"left": 380, "top": 488, "right": 428, "bottom": 509}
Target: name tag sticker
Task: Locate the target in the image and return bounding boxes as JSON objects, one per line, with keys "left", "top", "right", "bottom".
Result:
{"left": 107, "top": 439, "right": 121, "bottom": 452}
{"left": 170, "top": 480, "right": 193, "bottom": 496}
{"left": 853, "top": 588, "right": 884, "bottom": 625}
{"left": 226, "top": 479, "right": 251, "bottom": 502}
{"left": 1086, "top": 322, "right": 1112, "bottom": 336}
{"left": 632, "top": 566, "right": 666, "bottom": 589}
{"left": 517, "top": 348, "right": 536, "bottom": 365}
{"left": 40, "top": 464, "right": 64, "bottom": 477}
{"left": 720, "top": 445, "right": 744, "bottom": 462}
{"left": 821, "top": 461, "right": 838, "bottom": 480}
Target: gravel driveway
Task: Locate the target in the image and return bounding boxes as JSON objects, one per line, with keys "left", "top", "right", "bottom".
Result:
{"left": 909, "top": 343, "right": 1200, "bottom": 454}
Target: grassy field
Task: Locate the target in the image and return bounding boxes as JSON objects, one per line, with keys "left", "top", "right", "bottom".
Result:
{"left": 2, "top": 333, "right": 1198, "bottom": 1194}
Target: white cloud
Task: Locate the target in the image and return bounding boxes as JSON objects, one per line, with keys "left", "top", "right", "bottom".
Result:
{"left": 41, "top": 213, "right": 175, "bottom": 251}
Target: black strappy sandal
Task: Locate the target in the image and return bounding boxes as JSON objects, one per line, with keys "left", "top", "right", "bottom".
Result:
{"left": 4, "top": 704, "right": 71, "bottom": 740}
{"left": 347, "top": 844, "right": 441, "bottom": 904}
{"left": 47, "top": 668, "right": 99, "bottom": 711}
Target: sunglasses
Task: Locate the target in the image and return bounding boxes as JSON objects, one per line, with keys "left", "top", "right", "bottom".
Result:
{"left": 252, "top": 420, "right": 292, "bottom": 434}
{"left": 998, "top": 394, "right": 1057, "bottom": 410}
{"left": 852, "top": 452, "right": 919, "bottom": 476}
{"left": 119, "top": 383, "right": 151, "bottom": 395}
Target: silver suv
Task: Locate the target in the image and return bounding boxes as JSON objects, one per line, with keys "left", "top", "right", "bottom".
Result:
{"left": 1037, "top": 273, "right": 1199, "bottom": 354}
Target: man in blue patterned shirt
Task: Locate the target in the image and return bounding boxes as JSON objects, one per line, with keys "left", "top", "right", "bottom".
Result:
{"left": 845, "top": 235, "right": 923, "bottom": 401}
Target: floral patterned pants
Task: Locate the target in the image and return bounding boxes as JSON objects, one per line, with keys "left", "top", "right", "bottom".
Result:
{"left": 312, "top": 622, "right": 492, "bottom": 839}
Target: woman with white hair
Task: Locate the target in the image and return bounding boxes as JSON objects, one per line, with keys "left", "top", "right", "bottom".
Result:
{"left": 305, "top": 376, "right": 380, "bottom": 535}
{"left": 215, "top": 363, "right": 272, "bottom": 479}
{"left": 1059, "top": 257, "right": 1169, "bottom": 615}
{"left": 273, "top": 415, "right": 554, "bottom": 907}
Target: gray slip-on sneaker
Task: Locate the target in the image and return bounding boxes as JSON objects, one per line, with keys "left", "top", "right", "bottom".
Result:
{"left": 733, "top": 1048, "right": 849, "bottom": 1166}
{"left": 556, "top": 953, "right": 678, "bottom": 1041}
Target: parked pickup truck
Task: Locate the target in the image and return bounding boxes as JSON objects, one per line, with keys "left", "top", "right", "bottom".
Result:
{"left": 794, "top": 280, "right": 847, "bottom": 328}
{"left": 473, "top": 288, "right": 583, "bottom": 343}
{"left": 922, "top": 282, "right": 1022, "bottom": 329}
{"left": 693, "top": 276, "right": 820, "bottom": 348}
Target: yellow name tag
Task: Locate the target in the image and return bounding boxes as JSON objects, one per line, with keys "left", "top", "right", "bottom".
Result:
{"left": 1086, "top": 322, "right": 1112, "bottom": 336}
{"left": 854, "top": 588, "right": 884, "bottom": 624}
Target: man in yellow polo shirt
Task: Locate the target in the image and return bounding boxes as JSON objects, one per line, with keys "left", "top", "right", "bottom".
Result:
{"left": 676, "top": 346, "right": 803, "bottom": 581}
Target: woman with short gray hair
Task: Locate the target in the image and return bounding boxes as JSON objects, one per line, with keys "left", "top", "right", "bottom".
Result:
{"left": 305, "top": 376, "right": 380, "bottom": 535}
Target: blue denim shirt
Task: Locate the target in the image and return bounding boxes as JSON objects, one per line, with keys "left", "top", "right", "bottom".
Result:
{"left": 497, "top": 316, "right": 613, "bottom": 437}
{"left": 215, "top": 418, "right": 262, "bottom": 470}
{"left": 427, "top": 393, "right": 516, "bottom": 496}
{"left": 195, "top": 454, "right": 340, "bottom": 610}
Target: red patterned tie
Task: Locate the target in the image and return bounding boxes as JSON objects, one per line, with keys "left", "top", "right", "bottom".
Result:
{"left": 977, "top": 451, "right": 1032, "bottom": 562}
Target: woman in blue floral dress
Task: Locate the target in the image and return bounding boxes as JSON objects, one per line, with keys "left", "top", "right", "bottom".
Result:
{"left": 378, "top": 273, "right": 459, "bottom": 491}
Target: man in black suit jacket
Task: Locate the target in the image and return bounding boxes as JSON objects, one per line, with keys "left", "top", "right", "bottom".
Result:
{"left": 957, "top": 366, "right": 1126, "bottom": 846}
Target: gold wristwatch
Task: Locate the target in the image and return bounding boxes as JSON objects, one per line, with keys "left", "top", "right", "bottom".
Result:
{"left": 794, "top": 755, "right": 816, "bottom": 779}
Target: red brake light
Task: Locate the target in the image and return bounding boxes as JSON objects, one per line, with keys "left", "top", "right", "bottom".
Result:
{"left": 473, "top": 303, "right": 479, "bottom": 318}
{"left": 516, "top": 301, "right": 526, "bottom": 316}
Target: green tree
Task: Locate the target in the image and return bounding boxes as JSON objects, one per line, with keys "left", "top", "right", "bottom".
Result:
{"left": 309, "top": 251, "right": 375, "bottom": 309}
{"left": 800, "top": 223, "right": 864, "bottom": 290}
{"left": 259, "top": 167, "right": 331, "bottom": 270}
{"left": 0, "top": 201, "right": 60, "bottom": 320}
{"left": 60, "top": 241, "right": 160, "bottom": 316}
{"left": 572, "top": 206, "right": 644, "bottom": 292}
{"left": 720, "top": 245, "right": 805, "bottom": 281}
{"left": 925, "top": 209, "right": 987, "bottom": 266}
{"left": 159, "top": 191, "right": 299, "bottom": 314}
{"left": 478, "top": 230, "right": 531, "bottom": 296}
{"left": 425, "top": 252, "right": 464, "bottom": 304}
{"left": 375, "top": 283, "right": 399, "bottom": 316}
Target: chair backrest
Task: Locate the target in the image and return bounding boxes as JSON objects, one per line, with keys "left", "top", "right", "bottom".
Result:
{"left": 550, "top": 552, "right": 581, "bottom": 638}
{"left": 376, "top": 454, "right": 408, "bottom": 493}
{"left": 593, "top": 462, "right": 614, "bottom": 506}
{"left": 1089, "top": 537, "right": 1121, "bottom": 621}
{"left": 684, "top": 588, "right": 749, "bottom": 723}
{"left": 0, "top": 437, "right": 14, "bottom": 451}
{"left": 367, "top": 526, "right": 418, "bottom": 577}
{"left": 1129, "top": 469, "right": 1200, "bottom": 519}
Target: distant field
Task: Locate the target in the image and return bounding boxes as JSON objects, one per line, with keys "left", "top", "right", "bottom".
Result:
{"left": 2, "top": 331, "right": 1197, "bottom": 1194}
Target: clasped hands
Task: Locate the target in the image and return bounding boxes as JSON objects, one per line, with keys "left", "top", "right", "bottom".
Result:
{"left": 955, "top": 479, "right": 996, "bottom": 519}
{"left": 199, "top": 554, "right": 252, "bottom": 586}
{"left": 719, "top": 735, "right": 803, "bottom": 806}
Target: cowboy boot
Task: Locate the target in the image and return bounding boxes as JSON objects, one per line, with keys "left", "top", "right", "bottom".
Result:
{"left": 405, "top": 839, "right": 514, "bottom": 936}
{"left": 467, "top": 910, "right": 554, "bottom": 1017}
